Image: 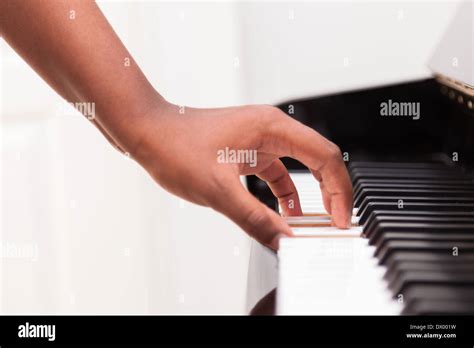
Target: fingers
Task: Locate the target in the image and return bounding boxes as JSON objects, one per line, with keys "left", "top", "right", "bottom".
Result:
{"left": 312, "top": 170, "right": 332, "bottom": 214}
{"left": 312, "top": 161, "right": 353, "bottom": 228}
{"left": 211, "top": 175, "right": 292, "bottom": 250}
{"left": 257, "top": 159, "right": 303, "bottom": 217}
{"left": 266, "top": 111, "right": 353, "bottom": 228}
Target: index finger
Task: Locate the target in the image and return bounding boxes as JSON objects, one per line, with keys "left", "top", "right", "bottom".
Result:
{"left": 264, "top": 110, "right": 353, "bottom": 228}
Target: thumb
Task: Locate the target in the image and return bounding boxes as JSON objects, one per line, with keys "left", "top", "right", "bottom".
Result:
{"left": 212, "top": 177, "right": 293, "bottom": 250}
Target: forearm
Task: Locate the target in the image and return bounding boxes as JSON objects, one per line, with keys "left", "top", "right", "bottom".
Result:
{"left": 0, "top": 0, "right": 164, "bottom": 154}
{"left": 1, "top": 1, "right": 353, "bottom": 247}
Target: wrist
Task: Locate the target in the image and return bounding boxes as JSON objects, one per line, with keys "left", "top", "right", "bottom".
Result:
{"left": 102, "top": 92, "right": 169, "bottom": 158}
{"left": 123, "top": 95, "right": 175, "bottom": 164}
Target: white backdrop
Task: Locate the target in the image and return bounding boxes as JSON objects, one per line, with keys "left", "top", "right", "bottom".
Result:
{"left": 0, "top": 1, "right": 461, "bottom": 314}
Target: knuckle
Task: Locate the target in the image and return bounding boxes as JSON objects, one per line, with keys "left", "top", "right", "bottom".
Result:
{"left": 327, "top": 142, "right": 342, "bottom": 161}
{"left": 260, "top": 104, "right": 281, "bottom": 117}
{"left": 258, "top": 105, "right": 285, "bottom": 129}
{"left": 246, "top": 105, "right": 289, "bottom": 150}
{"left": 261, "top": 107, "right": 291, "bottom": 145}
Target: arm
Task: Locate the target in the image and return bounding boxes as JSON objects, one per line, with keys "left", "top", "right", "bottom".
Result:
{"left": 1, "top": 0, "right": 158, "bottom": 153}
{"left": 0, "top": 0, "right": 353, "bottom": 249}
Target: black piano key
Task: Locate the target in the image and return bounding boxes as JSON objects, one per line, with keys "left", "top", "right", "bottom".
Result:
{"left": 368, "top": 219, "right": 474, "bottom": 245}
{"left": 354, "top": 188, "right": 474, "bottom": 207}
{"left": 384, "top": 261, "right": 474, "bottom": 284}
{"left": 388, "top": 270, "right": 474, "bottom": 300}
{"left": 358, "top": 202, "right": 474, "bottom": 225}
{"left": 353, "top": 178, "right": 474, "bottom": 194}
{"left": 376, "top": 233, "right": 474, "bottom": 255}
{"left": 387, "top": 263, "right": 474, "bottom": 287}
{"left": 351, "top": 169, "right": 466, "bottom": 183}
{"left": 354, "top": 185, "right": 474, "bottom": 207}
{"left": 402, "top": 298, "right": 474, "bottom": 315}
{"left": 351, "top": 167, "right": 461, "bottom": 176}
{"left": 363, "top": 210, "right": 474, "bottom": 235}
{"left": 347, "top": 160, "right": 474, "bottom": 314}
{"left": 385, "top": 257, "right": 474, "bottom": 284}
{"left": 377, "top": 240, "right": 474, "bottom": 266}
{"left": 358, "top": 202, "right": 474, "bottom": 224}
{"left": 365, "top": 217, "right": 474, "bottom": 242}
{"left": 353, "top": 181, "right": 474, "bottom": 200}
{"left": 402, "top": 284, "right": 474, "bottom": 306}
{"left": 357, "top": 196, "right": 474, "bottom": 217}
{"left": 385, "top": 251, "right": 474, "bottom": 270}
{"left": 348, "top": 161, "right": 452, "bottom": 171}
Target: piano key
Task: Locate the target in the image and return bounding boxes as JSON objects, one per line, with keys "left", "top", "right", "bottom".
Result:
{"left": 377, "top": 240, "right": 474, "bottom": 266}
{"left": 385, "top": 251, "right": 474, "bottom": 270}
{"left": 368, "top": 221, "right": 474, "bottom": 246}
{"left": 278, "top": 164, "right": 474, "bottom": 315}
{"left": 351, "top": 168, "right": 466, "bottom": 183}
{"left": 354, "top": 188, "right": 474, "bottom": 207}
{"left": 354, "top": 183, "right": 474, "bottom": 203}
{"left": 363, "top": 210, "right": 474, "bottom": 232}
{"left": 354, "top": 182, "right": 474, "bottom": 199}
{"left": 402, "top": 284, "right": 474, "bottom": 304}
{"left": 357, "top": 196, "right": 474, "bottom": 217}
{"left": 358, "top": 202, "right": 474, "bottom": 225}
{"left": 402, "top": 299, "right": 474, "bottom": 315}
{"left": 277, "top": 237, "right": 401, "bottom": 315}
{"left": 284, "top": 215, "right": 359, "bottom": 227}
{"left": 290, "top": 226, "right": 362, "bottom": 238}
{"left": 353, "top": 178, "right": 474, "bottom": 195}
{"left": 376, "top": 233, "right": 474, "bottom": 255}
{"left": 364, "top": 216, "right": 474, "bottom": 240}
{"left": 385, "top": 261, "right": 474, "bottom": 285}
{"left": 348, "top": 161, "right": 452, "bottom": 170}
{"left": 388, "top": 270, "right": 474, "bottom": 298}
{"left": 351, "top": 167, "right": 462, "bottom": 176}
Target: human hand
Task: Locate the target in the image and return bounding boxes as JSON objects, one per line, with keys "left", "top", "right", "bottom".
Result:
{"left": 0, "top": 0, "right": 352, "bottom": 250}
{"left": 130, "top": 101, "right": 353, "bottom": 250}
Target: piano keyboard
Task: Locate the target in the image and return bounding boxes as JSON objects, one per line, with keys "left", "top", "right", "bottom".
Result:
{"left": 277, "top": 162, "right": 474, "bottom": 315}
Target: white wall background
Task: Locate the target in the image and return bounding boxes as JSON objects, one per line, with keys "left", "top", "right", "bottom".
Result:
{"left": 1, "top": 1, "right": 250, "bottom": 315}
{"left": 0, "top": 1, "right": 461, "bottom": 314}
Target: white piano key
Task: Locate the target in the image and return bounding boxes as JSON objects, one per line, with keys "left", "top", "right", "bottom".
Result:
{"left": 290, "top": 227, "right": 362, "bottom": 237}
{"left": 277, "top": 237, "right": 402, "bottom": 315}
{"left": 284, "top": 216, "right": 332, "bottom": 223}
{"left": 276, "top": 172, "right": 402, "bottom": 315}
{"left": 284, "top": 216, "right": 360, "bottom": 226}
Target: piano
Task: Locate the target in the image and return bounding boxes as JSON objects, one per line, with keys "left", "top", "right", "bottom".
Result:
{"left": 246, "top": 1, "right": 474, "bottom": 315}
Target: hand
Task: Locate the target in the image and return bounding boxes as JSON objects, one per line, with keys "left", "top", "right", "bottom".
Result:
{"left": 130, "top": 101, "right": 353, "bottom": 250}
{"left": 1, "top": 0, "right": 352, "bottom": 250}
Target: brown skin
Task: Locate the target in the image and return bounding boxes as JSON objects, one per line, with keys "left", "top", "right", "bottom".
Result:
{"left": 0, "top": 0, "right": 353, "bottom": 250}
